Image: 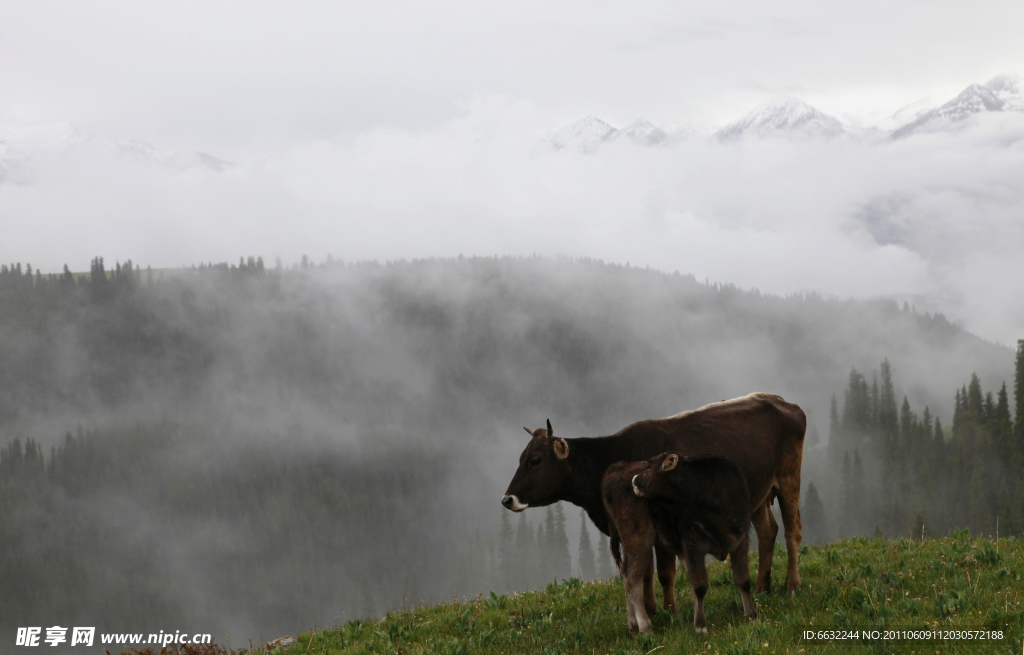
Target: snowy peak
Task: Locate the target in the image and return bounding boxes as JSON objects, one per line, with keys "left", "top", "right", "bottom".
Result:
{"left": 715, "top": 97, "right": 845, "bottom": 141}
{"left": 0, "top": 122, "right": 233, "bottom": 185}
{"left": 549, "top": 117, "right": 675, "bottom": 152}
{"left": 619, "top": 119, "right": 670, "bottom": 146}
{"left": 891, "top": 74, "right": 1024, "bottom": 138}
{"left": 550, "top": 116, "right": 619, "bottom": 153}
{"left": 984, "top": 73, "right": 1024, "bottom": 110}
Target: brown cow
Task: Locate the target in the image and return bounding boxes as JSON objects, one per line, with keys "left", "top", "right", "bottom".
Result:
{"left": 501, "top": 393, "right": 806, "bottom": 604}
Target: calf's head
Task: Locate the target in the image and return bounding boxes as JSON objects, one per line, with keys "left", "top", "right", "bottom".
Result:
{"left": 501, "top": 419, "right": 572, "bottom": 512}
{"left": 630, "top": 452, "right": 680, "bottom": 500}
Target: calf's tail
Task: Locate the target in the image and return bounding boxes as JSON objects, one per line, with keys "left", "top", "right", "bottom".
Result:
{"left": 610, "top": 529, "right": 623, "bottom": 573}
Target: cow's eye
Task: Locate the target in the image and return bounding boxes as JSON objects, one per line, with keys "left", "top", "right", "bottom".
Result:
{"left": 530, "top": 456, "right": 542, "bottom": 467}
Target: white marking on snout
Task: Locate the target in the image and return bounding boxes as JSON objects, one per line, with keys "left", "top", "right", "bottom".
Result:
{"left": 632, "top": 474, "right": 644, "bottom": 497}
{"left": 503, "top": 494, "right": 529, "bottom": 512}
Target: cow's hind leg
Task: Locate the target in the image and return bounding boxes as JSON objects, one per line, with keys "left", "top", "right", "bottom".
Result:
{"left": 775, "top": 477, "right": 803, "bottom": 595}
{"left": 682, "top": 547, "right": 710, "bottom": 634}
{"left": 750, "top": 500, "right": 778, "bottom": 594}
{"left": 654, "top": 541, "right": 678, "bottom": 615}
{"left": 622, "top": 547, "right": 653, "bottom": 635}
{"left": 729, "top": 535, "right": 757, "bottom": 620}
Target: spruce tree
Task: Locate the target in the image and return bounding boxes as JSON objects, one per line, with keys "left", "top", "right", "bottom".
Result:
{"left": 840, "top": 451, "right": 853, "bottom": 536}
{"left": 597, "top": 532, "right": 615, "bottom": 579}
{"left": 879, "top": 359, "right": 898, "bottom": 436}
{"left": 499, "top": 510, "right": 514, "bottom": 586}
{"left": 801, "top": 482, "right": 827, "bottom": 544}
{"left": 1015, "top": 341, "right": 1024, "bottom": 466}
{"left": 514, "top": 513, "right": 534, "bottom": 588}
{"left": 550, "top": 503, "right": 572, "bottom": 582}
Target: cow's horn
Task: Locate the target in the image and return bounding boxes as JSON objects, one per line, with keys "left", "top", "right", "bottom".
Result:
{"left": 546, "top": 419, "right": 553, "bottom": 437}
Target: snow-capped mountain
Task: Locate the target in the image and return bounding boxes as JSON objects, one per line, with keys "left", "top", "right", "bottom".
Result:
{"left": 879, "top": 97, "right": 936, "bottom": 132}
{"left": 890, "top": 74, "right": 1024, "bottom": 138}
{"left": 715, "top": 98, "right": 845, "bottom": 141}
{"left": 0, "top": 122, "right": 233, "bottom": 185}
{"left": 619, "top": 119, "right": 670, "bottom": 146}
{"left": 984, "top": 73, "right": 1023, "bottom": 110}
{"left": 549, "top": 117, "right": 680, "bottom": 152}
{"left": 550, "top": 116, "right": 619, "bottom": 153}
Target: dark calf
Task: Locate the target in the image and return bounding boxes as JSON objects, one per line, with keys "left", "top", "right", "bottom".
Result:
{"left": 603, "top": 453, "right": 756, "bottom": 635}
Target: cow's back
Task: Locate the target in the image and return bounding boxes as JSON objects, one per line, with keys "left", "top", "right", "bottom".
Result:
{"left": 611, "top": 393, "right": 805, "bottom": 511}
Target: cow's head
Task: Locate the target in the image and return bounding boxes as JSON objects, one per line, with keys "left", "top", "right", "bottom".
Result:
{"left": 501, "top": 419, "right": 572, "bottom": 512}
{"left": 630, "top": 452, "right": 680, "bottom": 500}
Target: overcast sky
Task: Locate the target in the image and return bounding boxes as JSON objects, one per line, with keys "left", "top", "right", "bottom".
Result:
{"left": 2, "top": 1, "right": 1023, "bottom": 345}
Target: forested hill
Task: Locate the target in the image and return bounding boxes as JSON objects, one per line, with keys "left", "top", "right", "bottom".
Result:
{"left": 0, "top": 255, "right": 1016, "bottom": 646}
{"left": 0, "top": 255, "right": 1011, "bottom": 435}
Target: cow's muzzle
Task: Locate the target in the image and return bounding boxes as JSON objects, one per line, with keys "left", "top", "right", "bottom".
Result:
{"left": 501, "top": 494, "right": 528, "bottom": 511}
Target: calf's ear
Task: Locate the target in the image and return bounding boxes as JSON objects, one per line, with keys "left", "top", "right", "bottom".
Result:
{"left": 553, "top": 438, "right": 570, "bottom": 460}
{"left": 660, "top": 453, "right": 679, "bottom": 471}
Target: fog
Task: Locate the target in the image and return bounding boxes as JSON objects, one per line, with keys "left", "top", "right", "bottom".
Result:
{"left": 0, "top": 257, "right": 1015, "bottom": 648}
{"left": 3, "top": 103, "right": 1024, "bottom": 345}
{"left": 2, "top": 1, "right": 1023, "bottom": 649}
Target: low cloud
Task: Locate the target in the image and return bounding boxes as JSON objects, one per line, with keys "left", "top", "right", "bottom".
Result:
{"left": 2, "top": 98, "right": 1023, "bottom": 344}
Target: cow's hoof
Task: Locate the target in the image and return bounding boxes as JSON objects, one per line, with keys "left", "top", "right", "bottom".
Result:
{"left": 694, "top": 626, "right": 707, "bottom": 635}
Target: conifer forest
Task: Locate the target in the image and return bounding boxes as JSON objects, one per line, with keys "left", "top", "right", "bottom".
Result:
{"left": 0, "top": 255, "right": 1019, "bottom": 643}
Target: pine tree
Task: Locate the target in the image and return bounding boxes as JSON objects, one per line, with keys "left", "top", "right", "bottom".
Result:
{"left": 801, "top": 482, "right": 827, "bottom": 544}
{"left": 597, "top": 532, "right": 615, "bottom": 579}
{"left": 828, "top": 393, "right": 841, "bottom": 463}
{"left": 1014, "top": 341, "right": 1024, "bottom": 471}
{"left": 550, "top": 503, "right": 572, "bottom": 581}
{"left": 852, "top": 449, "right": 867, "bottom": 534}
{"left": 499, "top": 510, "right": 514, "bottom": 586}
{"left": 840, "top": 451, "right": 853, "bottom": 537}
{"left": 514, "top": 513, "right": 535, "bottom": 588}
{"left": 577, "top": 509, "right": 596, "bottom": 579}
{"left": 879, "top": 358, "right": 898, "bottom": 436}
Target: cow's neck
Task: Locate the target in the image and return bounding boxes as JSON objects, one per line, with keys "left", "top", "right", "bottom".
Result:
{"left": 563, "top": 433, "right": 648, "bottom": 536}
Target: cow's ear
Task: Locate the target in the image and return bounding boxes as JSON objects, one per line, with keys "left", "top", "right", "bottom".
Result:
{"left": 660, "top": 453, "right": 679, "bottom": 471}
{"left": 553, "top": 438, "right": 570, "bottom": 460}
{"left": 546, "top": 419, "right": 553, "bottom": 437}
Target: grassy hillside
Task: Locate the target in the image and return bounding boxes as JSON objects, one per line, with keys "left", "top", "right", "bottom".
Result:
{"left": 254, "top": 534, "right": 1024, "bottom": 655}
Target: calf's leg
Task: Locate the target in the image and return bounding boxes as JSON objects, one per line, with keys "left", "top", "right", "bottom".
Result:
{"left": 622, "top": 546, "right": 653, "bottom": 636}
{"left": 729, "top": 536, "right": 757, "bottom": 620}
{"left": 642, "top": 551, "right": 657, "bottom": 618}
{"left": 654, "top": 542, "right": 678, "bottom": 615}
{"left": 750, "top": 500, "right": 778, "bottom": 594}
{"left": 682, "top": 547, "right": 710, "bottom": 634}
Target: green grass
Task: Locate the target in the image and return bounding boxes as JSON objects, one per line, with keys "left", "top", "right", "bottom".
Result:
{"left": 267, "top": 534, "right": 1023, "bottom": 655}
